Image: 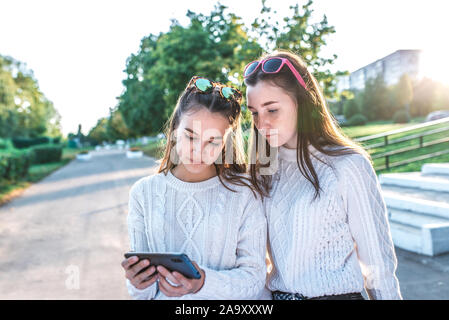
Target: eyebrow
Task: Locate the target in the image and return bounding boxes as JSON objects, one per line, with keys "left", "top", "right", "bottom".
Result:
{"left": 247, "top": 101, "right": 279, "bottom": 109}
{"left": 184, "top": 128, "right": 223, "bottom": 140}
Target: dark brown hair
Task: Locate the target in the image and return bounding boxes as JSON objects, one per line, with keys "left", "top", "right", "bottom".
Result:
{"left": 158, "top": 79, "right": 262, "bottom": 199}
{"left": 244, "top": 50, "right": 371, "bottom": 200}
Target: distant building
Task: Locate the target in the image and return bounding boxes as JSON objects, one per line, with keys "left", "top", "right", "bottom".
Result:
{"left": 337, "top": 50, "right": 421, "bottom": 92}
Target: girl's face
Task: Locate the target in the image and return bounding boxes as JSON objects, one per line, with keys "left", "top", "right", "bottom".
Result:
{"left": 246, "top": 80, "right": 298, "bottom": 148}
{"left": 175, "top": 107, "right": 231, "bottom": 174}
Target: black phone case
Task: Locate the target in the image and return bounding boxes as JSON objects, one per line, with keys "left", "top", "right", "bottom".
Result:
{"left": 124, "top": 252, "right": 201, "bottom": 279}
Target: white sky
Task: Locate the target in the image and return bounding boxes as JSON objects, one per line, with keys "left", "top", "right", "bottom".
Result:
{"left": 1, "top": 0, "right": 448, "bottom": 136}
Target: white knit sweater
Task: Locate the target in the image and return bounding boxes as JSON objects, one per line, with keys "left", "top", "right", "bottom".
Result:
{"left": 125, "top": 169, "right": 267, "bottom": 300}
{"left": 264, "top": 144, "right": 402, "bottom": 300}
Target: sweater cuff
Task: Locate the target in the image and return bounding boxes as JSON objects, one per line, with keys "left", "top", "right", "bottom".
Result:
{"left": 189, "top": 267, "right": 222, "bottom": 299}
{"left": 126, "top": 278, "right": 157, "bottom": 300}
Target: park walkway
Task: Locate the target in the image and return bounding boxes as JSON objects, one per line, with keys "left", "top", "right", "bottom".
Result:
{"left": 0, "top": 149, "right": 158, "bottom": 299}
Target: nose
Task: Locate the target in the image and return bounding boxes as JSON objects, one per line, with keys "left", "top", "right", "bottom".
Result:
{"left": 256, "top": 115, "right": 271, "bottom": 133}
{"left": 190, "top": 141, "right": 209, "bottom": 162}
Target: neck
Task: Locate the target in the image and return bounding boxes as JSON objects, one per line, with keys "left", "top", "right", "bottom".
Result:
{"left": 171, "top": 163, "right": 217, "bottom": 182}
{"left": 283, "top": 134, "right": 298, "bottom": 149}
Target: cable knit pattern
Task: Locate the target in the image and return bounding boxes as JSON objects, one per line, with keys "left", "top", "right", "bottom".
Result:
{"left": 125, "top": 170, "right": 267, "bottom": 300}
{"left": 264, "top": 144, "right": 402, "bottom": 300}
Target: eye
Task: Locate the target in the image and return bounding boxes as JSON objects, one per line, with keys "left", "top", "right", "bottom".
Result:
{"left": 251, "top": 112, "right": 258, "bottom": 116}
{"left": 210, "top": 141, "right": 220, "bottom": 146}
{"left": 185, "top": 134, "right": 196, "bottom": 140}
{"left": 268, "top": 109, "right": 278, "bottom": 113}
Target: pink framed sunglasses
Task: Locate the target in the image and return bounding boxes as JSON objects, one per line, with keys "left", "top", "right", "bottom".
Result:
{"left": 243, "top": 57, "right": 308, "bottom": 91}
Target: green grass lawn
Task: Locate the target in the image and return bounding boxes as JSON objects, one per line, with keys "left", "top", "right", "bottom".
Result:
{"left": 342, "top": 118, "right": 449, "bottom": 174}
{"left": 341, "top": 118, "right": 425, "bottom": 139}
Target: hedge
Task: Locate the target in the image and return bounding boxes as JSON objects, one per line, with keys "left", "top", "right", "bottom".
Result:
{"left": 12, "top": 137, "right": 52, "bottom": 149}
{"left": 0, "top": 139, "right": 7, "bottom": 149}
{"left": 31, "top": 145, "right": 63, "bottom": 164}
{"left": 344, "top": 113, "right": 368, "bottom": 126}
{"left": 0, "top": 151, "right": 33, "bottom": 181}
{"left": 393, "top": 109, "right": 411, "bottom": 124}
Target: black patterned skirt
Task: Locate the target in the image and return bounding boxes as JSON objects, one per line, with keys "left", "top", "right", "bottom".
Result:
{"left": 272, "top": 290, "right": 365, "bottom": 300}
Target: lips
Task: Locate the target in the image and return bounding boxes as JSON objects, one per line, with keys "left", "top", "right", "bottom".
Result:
{"left": 188, "top": 157, "right": 205, "bottom": 164}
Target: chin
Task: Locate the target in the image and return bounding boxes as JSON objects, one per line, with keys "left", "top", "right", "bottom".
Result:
{"left": 183, "top": 163, "right": 209, "bottom": 173}
{"left": 265, "top": 135, "right": 285, "bottom": 148}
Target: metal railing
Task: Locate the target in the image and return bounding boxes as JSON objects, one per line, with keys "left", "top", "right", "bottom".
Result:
{"left": 354, "top": 116, "right": 449, "bottom": 171}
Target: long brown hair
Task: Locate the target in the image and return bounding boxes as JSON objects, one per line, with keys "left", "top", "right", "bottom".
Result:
{"left": 158, "top": 78, "right": 262, "bottom": 199}
{"left": 244, "top": 50, "right": 370, "bottom": 200}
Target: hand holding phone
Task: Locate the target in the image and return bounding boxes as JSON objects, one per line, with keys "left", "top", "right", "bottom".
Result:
{"left": 121, "top": 256, "right": 158, "bottom": 290}
{"left": 122, "top": 252, "right": 205, "bottom": 297}
{"left": 123, "top": 253, "right": 201, "bottom": 279}
{"left": 156, "top": 262, "right": 205, "bottom": 297}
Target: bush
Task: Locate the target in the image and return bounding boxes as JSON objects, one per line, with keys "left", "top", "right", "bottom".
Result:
{"left": 343, "top": 99, "right": 360, "bottom": 120}
{"left": 0, "top": 139, "right": 8, "bottom": 149}
{"left": 12, "top": 137, "right": 51, "bottom": 149}
{"left": 393, "top": 109, "right": 411, "bottom": 123}
{"left": 31, "top": 145, "right": 63, "bottom": 164}
{"left": 0, "top": 156, "right": 7, "bottom": 178}
{"left": 0, "top": 151, "right": 33, "bottom": 181}
{"left": 345, "top": 113, "right": 368, "bottom": 126}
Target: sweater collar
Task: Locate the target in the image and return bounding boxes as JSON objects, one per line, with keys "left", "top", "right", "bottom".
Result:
{"left": 165, "top": 168, "right": 221, "bottom": 191}
{"left": 278, "top": 143, "right": 321, "bottom": 162}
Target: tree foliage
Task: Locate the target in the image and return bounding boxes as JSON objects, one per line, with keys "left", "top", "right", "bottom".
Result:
{"left": 116, "top": 0, "right": 343, "bottom": 137}
{"left": 0, "top": 55, "right": 62, "bottom": 139}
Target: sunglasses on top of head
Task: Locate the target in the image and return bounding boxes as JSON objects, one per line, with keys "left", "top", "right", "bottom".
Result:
{"left": 188, "top": 76, "right": 243, "bottom": 104}
{"left": 243, "top": 57, "right": 308, "bottom": 91}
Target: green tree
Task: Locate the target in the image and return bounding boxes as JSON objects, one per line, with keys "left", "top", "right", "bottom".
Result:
{"left": 107, "top": 107, "right": 132, "bottom": 141}
{"left": 393, "top": 73, "right": 413, "bottom": 114}
{"left": 118, "top": 3, "right": 261, "bottom": 136}
{"left": 343, "top": 98, "right": 360, "bottom": 120}
{"left": 250, "top": 0, "right": 347, "bottom": 98}
{"left": 361, "top": 75, "right": 392, "bottom": 121}
{"left": 0, "top": 55, "right": 61, "bottom": 138}
{"left": 0, "top": 61, "right": 18, "bottom": 137}
{"left": 116, "top": 0, "right": 342, "bottom": 137}
{"left": 88, "top": 117, "right": 109, "bottom": 145}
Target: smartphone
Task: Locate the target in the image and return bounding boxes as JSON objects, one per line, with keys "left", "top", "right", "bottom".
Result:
{"left": 124, "top": 252, "right": 201, "bottom": 279}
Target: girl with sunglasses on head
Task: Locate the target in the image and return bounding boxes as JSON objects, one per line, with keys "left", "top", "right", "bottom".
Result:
{"left": 121, "top": 76, "right": 268, "bottom": 300}
{"left": 243, "top": 50, "right": 402, "bottom": 300}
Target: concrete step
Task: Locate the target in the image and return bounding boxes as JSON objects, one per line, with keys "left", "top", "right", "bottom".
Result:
{"left": 388, "top": 208, "right": 449, "bottom": 228}
{"left": 381, "top": 186, "right": 449, "bottom": 220}
{"left": 389, "top": 220, "right": 449, "bottom": 256}
{"left": 379, "top": 176, "right": 449, "bottom": 256}
{"left": 389, "top": 221, "right": 423, "bottom": 254}
{"left": 379, "top": 172, "right": 449, "bottom": 192}
{"left": 422, "top": 163, "right": 449, "bottom": 176}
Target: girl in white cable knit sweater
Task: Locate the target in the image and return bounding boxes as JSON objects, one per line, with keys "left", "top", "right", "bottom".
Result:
{"left": 121, "top": 76, "right": 267, "bottom": 300}
{"left": 242, "top": 50, "right": 402, "bottom": 300}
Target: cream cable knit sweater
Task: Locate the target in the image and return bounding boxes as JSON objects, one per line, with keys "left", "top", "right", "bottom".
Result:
{"left": 264, "top": 144, "right": 402, "bottom": 300}
{"left": 125, "top": 170, "right": 268, "bottom": 300}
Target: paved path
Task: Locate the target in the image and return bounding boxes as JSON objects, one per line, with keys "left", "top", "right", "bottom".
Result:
{"left": 0, "top": 149, "right": 158, "bottom": 299}
{"left": 0, "top": 149, "right": 447, "bottom": 299}
{"left": 395, "top": 247, "right": 449, "bottom": 299}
